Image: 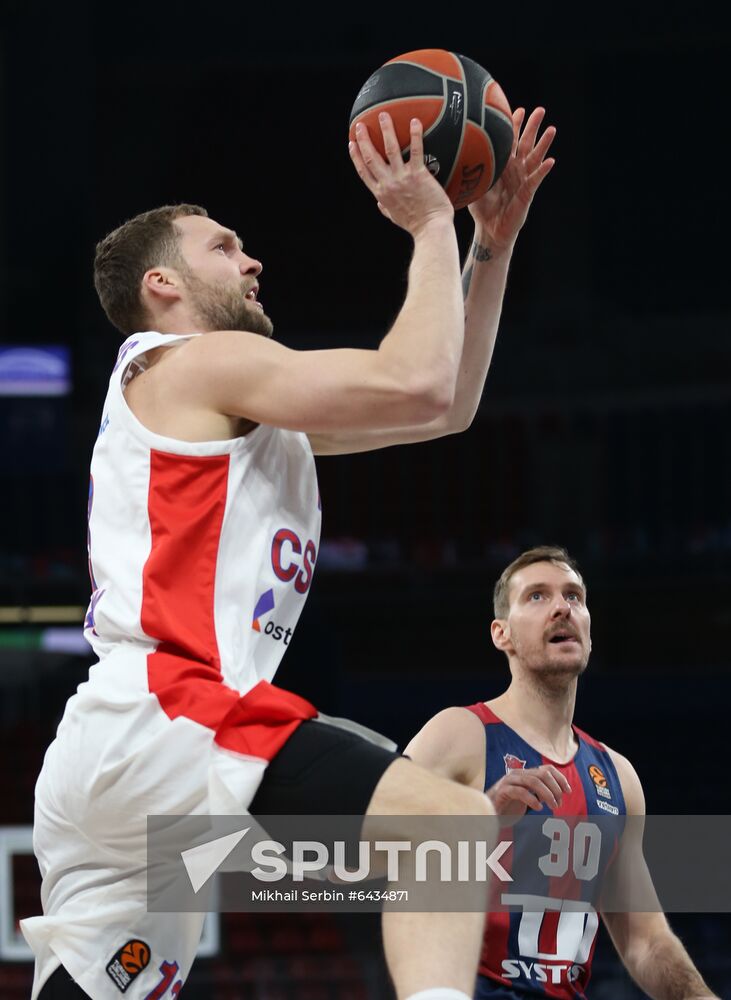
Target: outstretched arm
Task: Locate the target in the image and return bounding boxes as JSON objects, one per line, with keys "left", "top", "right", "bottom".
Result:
{"left": 162, "top": 114, "right": 463, "bottom": 436}
{"left": 310, "top": 107, "right": 555, "bottom": 455}
{"left": 602, "top": 749, "right": 720, "bottom": 1000}
{"left": 451, "top": 105, "right": 555, "bottom": 430}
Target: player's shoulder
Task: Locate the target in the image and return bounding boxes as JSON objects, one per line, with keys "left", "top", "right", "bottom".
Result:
{"left": 422, "top": 705, "right": 488, "bottom": 742}
{"left": 595, "top": 739, "right": 645, "bottom": 815}
{"left": 403, "top": 706, "right": 486, "bottom": 785}
{"left": 143, "top": 330, "right": 280, "bottom": 408}
{"left": 164, "top": 329, "right": 264, "bottom": 369}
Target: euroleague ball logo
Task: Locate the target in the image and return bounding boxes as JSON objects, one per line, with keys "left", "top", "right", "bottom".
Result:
{"left": 120, "top": 940, "right": 150, "bottom": 974}
{"left": 588, "top": 764, "right": 607, "bottom": 788}
{"left": 588, "top": 763, "right": 612, "bottom": 800}
{"left": 106, "top": 939, "right": 151, "bottom": 992}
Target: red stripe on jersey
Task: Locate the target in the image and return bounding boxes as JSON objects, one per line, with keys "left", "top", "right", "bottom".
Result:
{"left": 537, "top": 908, "right": 560, "bottom": 958}
{"left": 572, "top": 725, "right": 605, "bottom": 751}
{"left": 214, "top": 678, "right": 316, "bottom": 758}
{"left": 142, "top": 451, "right": 229, "bottom": 664}
{"left": 478, "top": 834, "right": 514, "bottom": 984}
{"left": 467, "top": 702, "right": 513, "bottom": 983}
{"left": 142, "top": 450, "right": 316, "bottom": 761}
{"left": 479, "top": 910, "right": 512, "bottom": 986}
{"left": 149, "top": 647, "right": 315, "bottom": 759}
{"left": 540, "top": 757, "right": 592, "bottom": 998}
{"left": 466, "top": 702, "right": 502, "bottom": 726}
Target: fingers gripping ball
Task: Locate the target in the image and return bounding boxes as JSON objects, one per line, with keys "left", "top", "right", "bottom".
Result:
{"left": 349, "top": 49, "right": 513, "bottom": 209}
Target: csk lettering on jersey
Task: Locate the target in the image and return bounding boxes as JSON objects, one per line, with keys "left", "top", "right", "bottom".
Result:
{"left": 271, "top": 527, "right": 317, "bottom": 594}
{"left": 250, "top": 528, "right": 319, "bottom": 642}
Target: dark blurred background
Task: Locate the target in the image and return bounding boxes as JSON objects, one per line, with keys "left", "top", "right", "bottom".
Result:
{"left": 1, "top": 1, "right": 730, "bottom": 997}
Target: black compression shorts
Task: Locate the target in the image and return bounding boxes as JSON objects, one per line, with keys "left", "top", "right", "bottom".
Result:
{"left": 37, "top": 966, "right": 89, "bottom": 999}
{"left": 250, "top": 717, "right": 401, "bottom": 816}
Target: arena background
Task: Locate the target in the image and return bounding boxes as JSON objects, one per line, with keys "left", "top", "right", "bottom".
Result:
{"left": 1, "top": 1, "right": 729, "bottom": 997}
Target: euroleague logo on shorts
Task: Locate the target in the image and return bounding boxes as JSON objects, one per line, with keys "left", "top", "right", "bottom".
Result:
{"left": 106, "top": 939, "right": 150, "bottom": 993}
{"left": 588, "top": 763, "right": 612, "bottom": 799}
{"left": 251, "top": 528, "right": 318, "bottom": 643}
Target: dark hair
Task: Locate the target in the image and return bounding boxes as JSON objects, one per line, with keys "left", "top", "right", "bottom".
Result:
{"left": 93, "top": 203, "right": 208, "bottom": 335}
{"left": 493, "top": 545, "right": 583, "bottom": 618}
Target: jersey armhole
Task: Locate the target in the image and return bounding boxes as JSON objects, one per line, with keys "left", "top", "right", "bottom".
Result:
{"left": 462, "top": 703, "right": 491, "bottom": 791}
{"left": 109, "top": 335, "right": 271, "bottom": 457}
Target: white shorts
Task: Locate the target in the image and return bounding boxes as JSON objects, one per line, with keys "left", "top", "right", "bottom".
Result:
{"left": 21, "top": 644, "right": 283, "bottom": 999}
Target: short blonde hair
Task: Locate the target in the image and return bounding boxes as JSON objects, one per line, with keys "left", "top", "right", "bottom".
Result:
{"left": 493, "top": 545, "right": 583, "bottom": 618}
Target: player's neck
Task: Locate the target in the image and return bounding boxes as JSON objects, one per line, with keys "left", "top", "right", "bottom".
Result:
{"left": 489, "top": 674, "right": 578, "bottom": 762}
{"left": 152, "top": 318, "right": 208, "bottom": 335}
{"left": 148, "top": 303, "right": 208, "bottom": 336}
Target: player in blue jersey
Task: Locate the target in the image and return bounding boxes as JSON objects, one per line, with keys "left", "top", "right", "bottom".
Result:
{"left": 405, "top": 545, "right": 719, "bottom": 1000}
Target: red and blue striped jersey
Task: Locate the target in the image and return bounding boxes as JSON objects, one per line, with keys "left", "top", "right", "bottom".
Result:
{"left": 467, "top": 702, "right": 626, "bottom": 1000}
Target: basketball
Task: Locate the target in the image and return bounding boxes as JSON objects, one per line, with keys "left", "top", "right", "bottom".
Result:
{"left": 349, "top": 49, "right": 514, "bottom": 209}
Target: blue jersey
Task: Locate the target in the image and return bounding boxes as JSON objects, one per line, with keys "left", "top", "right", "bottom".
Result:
{"left": 467, "top": 702, "right": 626, "bottom": 1000}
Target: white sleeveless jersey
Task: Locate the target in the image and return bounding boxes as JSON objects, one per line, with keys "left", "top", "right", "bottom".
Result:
{"left": 85, "top": 330, "right": 321, "bottom": 687}
{"left": 21, "top": 332, "right": 323, "bottom": 998}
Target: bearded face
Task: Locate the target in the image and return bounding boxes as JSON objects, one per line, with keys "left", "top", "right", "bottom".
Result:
{"left": 509, "top": 622, "right": 591, "bottom": 687}
{"left": 493, "top": 561, "right": 592, "bottom": 691}
{"left": 182, "top": 270, "right": 274, "bottom": 338}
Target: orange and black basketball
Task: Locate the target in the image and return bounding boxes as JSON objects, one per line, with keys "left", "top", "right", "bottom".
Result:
{"left": 119, "top": 939, "right": 151, "bottom": 974}
{"left": 349, "top": 49, "right": 513, "bottom": 209}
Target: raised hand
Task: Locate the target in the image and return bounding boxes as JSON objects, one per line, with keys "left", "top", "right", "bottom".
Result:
{"left": 487, "top": 763, "right": 571, "bottom": 817}
{"left": 468, "top": 106, "right": 556, "bottom": 252}
{"left": 349, "top": 113, "right": 454, "bottom": 236}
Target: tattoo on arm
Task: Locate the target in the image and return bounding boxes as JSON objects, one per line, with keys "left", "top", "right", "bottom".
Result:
{"left": 462, "top": 241, "right": 493, "bottom": 301}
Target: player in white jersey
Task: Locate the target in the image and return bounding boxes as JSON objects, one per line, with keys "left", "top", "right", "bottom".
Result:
{"left": 22, "top": 109, "right": 556, "bottom": 1000}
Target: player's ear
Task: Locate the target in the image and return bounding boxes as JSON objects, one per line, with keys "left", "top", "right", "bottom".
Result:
{"left": 491, "top": 618, "right": 511, "bottom": 652}
{"left": 141, "top": 267, "right": 183, "bottom": 303}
